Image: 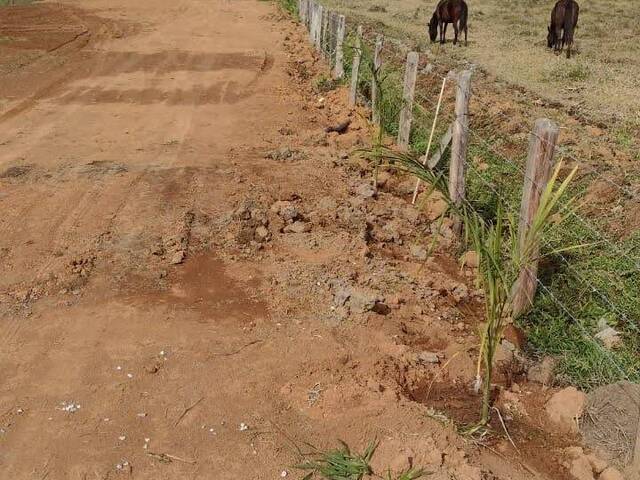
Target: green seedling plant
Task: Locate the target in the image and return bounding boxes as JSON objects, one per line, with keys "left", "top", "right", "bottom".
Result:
{"left": 360, "top": 145, "right": 579, "bottom": 428}
{"left": 297, "top": 440, "right": 377, "bottom": 480}
{"left": 296, "top": 440, "right": 428, "bottom": 480}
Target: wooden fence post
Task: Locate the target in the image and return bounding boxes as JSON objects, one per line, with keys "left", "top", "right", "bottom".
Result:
{"left": 308, "top": 1, "right": 316, "bottom": 40}
{"left": 371, "top": 34, "right": 384, "bottom": 125}
{"left": 328, "top": 12, "right": 339, "bottom": 66}
{"left": 321, "top": 8, "right": 330, "bottom": 58}
{"left": 314, "top": 4, "right": 324, "bottom": 51}
{"left": 333, "top": 14, "right": 346, "bottom": 78}
{"left": 397, "top": 51, "right": 419, "bottom": 149}
{"left": 511, "top": 118, "right": 560, "bottom": 318}
{"left": 449, "top": 70, "right": 472, "bottom": 232}
{"left": 349, "top": 25, "right": 363, "bottom": 107}
{"left": 299, "top": 0, "right": 306, "bottom": 24}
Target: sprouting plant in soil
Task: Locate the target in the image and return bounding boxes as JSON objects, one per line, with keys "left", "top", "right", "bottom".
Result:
{"left": 296, "top": 439, "right": 428, "bottom": 480}
{"left": 360, "top": 145, "right": 579, "bottom": 428}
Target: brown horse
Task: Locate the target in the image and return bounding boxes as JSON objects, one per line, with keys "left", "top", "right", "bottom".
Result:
{"left": 547, "top": 0, "right": 579, "bottom": 58}
{"left": 428, "top": 0, "right": 468, "bottom": 46}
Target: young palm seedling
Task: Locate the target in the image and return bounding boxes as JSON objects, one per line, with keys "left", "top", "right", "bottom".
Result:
{"left": 360, "top": 145, "right": 579, "bottom": 428}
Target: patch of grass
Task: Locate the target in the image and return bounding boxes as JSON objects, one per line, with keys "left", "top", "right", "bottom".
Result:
{"left": 297, "top": 440, "right": 376, "bottom": 480}
{"left": 544, "top": 62, "right": 590, "bottom": 82}
{"left": 297, "top": 440, "right": 427, "bottom": 480}
{"left": 315, "top": 74, "right": 341, "bottom": 93}
{"left": 273, "top": 0, "right": 298, "bottom": 15}
{"left": 0, "top": 0, "right": 34, "bottom": 6}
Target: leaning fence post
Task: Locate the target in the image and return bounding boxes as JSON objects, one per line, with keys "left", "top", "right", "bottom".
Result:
{"left": 397, "top": 51, "right": 419, "bottom": 149}
{"left": 333, "top": 14, "right": 346, "bottom": 78}
{"left": 349, "top": 26, "right": 363, "bottom": 107}
{"left": 511, "top": 118, "right": 560, "bottom": 318}
{"left": 371, "top": 34, "right": 384, "bottom": 125}
{"left": 321, "top": 8, "right": 330, "bottom": 58}
{"left": 449, "top": 70, "right": 471, "bottom": 233}
{"left": 308, "top": 1, "right": 316, "bottom": 40}
{"left": 314, "top": 4, "right": 324, "bottom": 51}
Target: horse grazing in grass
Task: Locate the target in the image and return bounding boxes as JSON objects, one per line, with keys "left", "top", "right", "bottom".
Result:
{"left": 428, "top": 0, "right": 468, "bottom": 46}
{"left": 547, "top": 0, "right": 579, "bottom": 58}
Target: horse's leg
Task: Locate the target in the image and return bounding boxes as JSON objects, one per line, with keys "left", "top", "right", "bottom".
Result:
{"left": 442, "top": 22, "right": 448, "bottom": 44}
{"left": 555, "top": 27, "right": 563, "bottom": 53}
{"left": 453, "top": 21, "right": 459, "bottom": 45}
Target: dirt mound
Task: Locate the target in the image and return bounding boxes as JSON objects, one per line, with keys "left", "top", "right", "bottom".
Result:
{"left": 582, "top": 381, "right": 640, "bottom": 469}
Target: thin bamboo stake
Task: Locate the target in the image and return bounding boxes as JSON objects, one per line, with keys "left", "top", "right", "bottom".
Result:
{"left": 411, "top": 75, "right": 447, "bottom": 205}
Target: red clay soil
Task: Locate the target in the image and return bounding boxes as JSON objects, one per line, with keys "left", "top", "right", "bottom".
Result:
{"left": 0, "top": 1, "right": 581, "bottom": 479}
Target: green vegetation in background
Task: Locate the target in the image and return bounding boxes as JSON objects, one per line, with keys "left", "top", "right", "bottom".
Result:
{"left": 0, "top": 0, "right": 34, "bottom": 6}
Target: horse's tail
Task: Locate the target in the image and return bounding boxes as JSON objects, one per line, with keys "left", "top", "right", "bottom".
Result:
{"left": 460, "top": 2, "right": 468, "bottom": 30}
{"left": 563, "top": 0, "right": 579, "bottom": 57}
{"left": 460, "top": 2, "right": 468, "bottom": 45}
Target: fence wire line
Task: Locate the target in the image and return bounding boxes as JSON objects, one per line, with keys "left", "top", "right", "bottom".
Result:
{"left": 468, "top": 92, "right": 640, "bottom": 203}
{"left": 464, "top": 159, "right": 640, "bottom": 336}
{"left": 467, "top": 162, "right": 639, "bottom": 382}
{"left": 435, "top": 151, "right": 639, "bottom": 383}
{"left": 408, "top": 67, "right": 640, "bottom": 203}
{"left": 410, "top": 94, "right": 640, "bottom": 330}
{"left": 410, "top": 89, "right": 640, "bottom": 275}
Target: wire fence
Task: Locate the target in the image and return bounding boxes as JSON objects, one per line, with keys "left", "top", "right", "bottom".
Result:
{"left": 295, "top": 0, "right": 640, "bottom": 388}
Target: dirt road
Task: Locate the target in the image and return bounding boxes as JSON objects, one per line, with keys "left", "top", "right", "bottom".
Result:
{"left": 0, "top": 1, "right": 576, "bottom": 479}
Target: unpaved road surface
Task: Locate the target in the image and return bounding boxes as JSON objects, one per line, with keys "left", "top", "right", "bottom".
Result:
{"left": 1, "top": 1, "right": 574, "bottom": 479}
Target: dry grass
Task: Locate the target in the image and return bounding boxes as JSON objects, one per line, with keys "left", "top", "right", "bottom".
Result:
{"left": 323, "top": 0, "right": 640, "bottom": 125}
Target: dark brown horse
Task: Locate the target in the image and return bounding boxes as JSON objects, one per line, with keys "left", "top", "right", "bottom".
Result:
{"left": 547, "top": 0, "right": 579, "bottom": 58}
{"left": 428, "top": 0, "right": 468, "bottom": 46}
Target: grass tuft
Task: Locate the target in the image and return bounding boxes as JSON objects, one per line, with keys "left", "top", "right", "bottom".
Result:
{"left": 297, "top": 440, "right": 377, "bottom": 480}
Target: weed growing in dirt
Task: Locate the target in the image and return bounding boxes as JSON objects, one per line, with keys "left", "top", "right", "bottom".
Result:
{"left": 273, "top": 0, "right": 298, "bottom": 15}
{"left": 297, "top": 440, "right": 376, "bottom": 480}
{"left": 315, "top": 74, "right": 341, "bottom": 93}
{"left": 544, "top": 61, "right": 590, "bottom": 83}
{"left": 296, "top": 440, "right": 427, "bottom": 480}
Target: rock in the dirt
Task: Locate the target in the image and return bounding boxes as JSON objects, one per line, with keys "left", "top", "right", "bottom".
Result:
{"left": 283, "top": 221, "right": 311, "bottom": 234}
{"left": 271, "top": 200, "right": 301, "bottom": 223}
{"left": 410, "top": 244, "right": 428, "bottom": 261}
{"left": 280, "top": 205, "right": 300, "bottom": 223}
{"left": 254, "top": 226, "right": 270, "bottom": 242}
{"left": 460, "top": 250, "right": 479, "bottom": 268}
{"left": 355, "top": 183, "right": 376, "bottom": 199}
{"left": 417, "top": 352, "right": 440, "bottom": 364}
{"left": 417, "top": 190, "right": 449, "bottom": 221}
{"left": 325, "top": 119, "right": 351, "bottom": 134}
{"left": 567, "top": 454, "right": 595, "bottom": 480}
{"left": 546, "top": 387, "right": 587, "bottom": 433}
{"left": 316, "top": 196, "right": 338, "bottom": 214}
{"left": 585, "top": 454, "right": 608, "bottom": 475}
{"left": 265, "top": 147, "right": 305, "bottom": 162}
{"left": 451, "top": 283, "right": 470, "bottom": 303}
{"left": 528, "top": 356, "right": 557, "bottom": 385}
{"left": 349, "top": 289, "right": 381, "bottom": 314}
{"left": 233, "top": 204, "right": 252, "bottom": 220}
{"left": 332, "top": 284, "right": 352, "bottom": 307}
{"left": 170, "top": 250, "right": 186, "bottom": 265}
{"left": 594, "top": 327, "right": 622, "bottom": 349}
{"left": 599, "top": 467, "right": 624, "bottom": 480}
